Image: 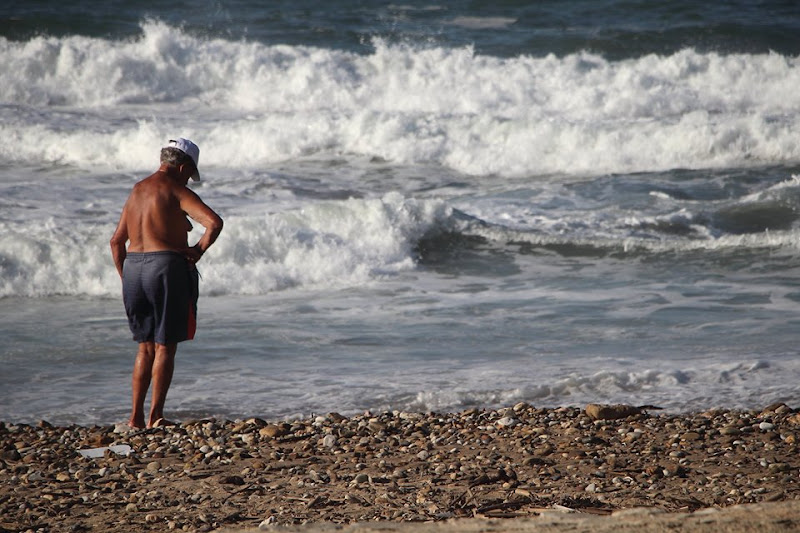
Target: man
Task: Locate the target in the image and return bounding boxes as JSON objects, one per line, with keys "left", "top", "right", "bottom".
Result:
{"left": 110, "top": 138, "right": 223, "bottom": 429}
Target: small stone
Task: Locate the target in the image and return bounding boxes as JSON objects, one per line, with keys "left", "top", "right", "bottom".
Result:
{"left": 259, "top": 516, "right": 277, "bottom": 529}
{"left": 417, "top": 450, "right": 430, "bottom": 460}
{"left": 496, "top": 417, "right": 518, "bottom": 427}
{"left": 759, "top": 422, "right": 775, "bottom": 431}
{"left": 719, "top": 426, "right": 740, "bottom": 436}
{"left": 513, "top": 402, "right": 530, "bottom": 412}
{"left": 1, "top": 449, "right": 21, "bottom": 461}
{"left": 585, "top": 482, "right": 597, "bottom": 493}
{"left": 786, "top": 413, "right": 800, "bottom": 425}
{"left": 768, "top": 463, "right": 791, "bottom": 473}
{"left": 682, "top": 432, "right": 701, "bottom": 441}
{"left": 125, "top": 503, "right": 137, "bottom": 513}
{"left": 322, "top": 434, "right": 337, "bottom": 448}
{"left": 145, "top": 461, "right": 162, "bottom": 473}
{"left": 260, "top": 424, "right": 290, "bottom": 439}
{"left": 145, "top": 514, "right": 158, "bottom": 523}
{"left": 354, "top": 473, "right": 369, "bottom": 484}
{"left": 368, "top": 421, "right": 387, "bottom": 433}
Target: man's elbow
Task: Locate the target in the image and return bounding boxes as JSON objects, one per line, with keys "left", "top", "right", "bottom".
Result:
{"left": 211, "top": 216, "right": 224, "bottom": 234}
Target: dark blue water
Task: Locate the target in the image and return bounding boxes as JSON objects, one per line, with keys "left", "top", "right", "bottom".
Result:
{"left": 3, "top": 1, "right": 799, "bottom": 58}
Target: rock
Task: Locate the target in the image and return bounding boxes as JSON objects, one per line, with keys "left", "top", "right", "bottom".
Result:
{"left": 322, "top": 434, "right": 337, "bottom": 448}
{"left": 259, "top": 516, "right": 277, "bottom": 529}
{"left": 260, "top": 424, "right": 290, "bottom": 439}
{"left": 245, "top": 417, "right": 268, "bottom": 428}
{"left": 1, "top": 449, "right": 21, "bottom": 461}
{"left": 145, "top": 461, "right": 162, "bottom": 473}
{"left": 768, "top": 463, "right": 791, "bottom": 473}
{"left": 496, "top": 416, "right": 518, "bottom": 427}
{"left": 368, "top": 421, "right": 387, "bottom": 433}
{"left": 759, "top": 422, "right": 776, "bottom": 431}
{"left": 220, "top": 475, "right": 246, "bottom": 485}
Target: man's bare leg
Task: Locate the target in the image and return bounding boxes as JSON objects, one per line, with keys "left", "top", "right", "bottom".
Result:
{"left": 148, "top": 343, "right": 177, "bottom": 427}
{"left": 129, "top": 342, "right": 155, "bottom": 429}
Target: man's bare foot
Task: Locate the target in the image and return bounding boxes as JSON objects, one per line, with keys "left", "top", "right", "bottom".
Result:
{"left": 149, "top": 418, "right": 176, "bottom": 428}
{"left": 128, "top": 418, "right": 146, "bottom": 429}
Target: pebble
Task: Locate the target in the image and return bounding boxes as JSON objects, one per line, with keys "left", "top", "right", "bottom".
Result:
{"left": 496, "top": 417, "right": 518, "bottom": 427}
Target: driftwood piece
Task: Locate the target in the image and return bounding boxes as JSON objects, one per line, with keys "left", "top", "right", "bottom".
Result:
{"left": 584, "top": 403, "right": 663, "bottom": 421}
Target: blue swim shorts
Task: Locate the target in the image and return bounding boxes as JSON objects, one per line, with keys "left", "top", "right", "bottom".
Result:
{"left": 122, "top": 251, "right": 199, "bottom": 345}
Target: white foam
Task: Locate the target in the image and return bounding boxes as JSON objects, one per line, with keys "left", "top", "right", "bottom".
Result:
{"left": 0, "top": 194, "right": 451, "bottom": 298}
{"left": 1, "top": 21, "right": 799, "bottom": 177}
{"left": 399, "top": 358, "right": 795, "bottom": 414}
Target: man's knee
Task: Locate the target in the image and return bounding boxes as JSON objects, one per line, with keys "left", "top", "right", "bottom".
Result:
{"left": 137, "top": 342, "right": 156, "bottom": 358}
{"left": 155, "top": 342, "right": 178, "bottom": 359}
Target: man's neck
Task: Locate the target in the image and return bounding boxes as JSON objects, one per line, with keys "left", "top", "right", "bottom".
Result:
{"left": 158, "top": 164, "right": 182, "bottom": 182}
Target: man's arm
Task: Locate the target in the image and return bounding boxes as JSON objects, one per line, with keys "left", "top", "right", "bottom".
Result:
{"left": 178, "top": 189, "right": 223, "bottom": 262}
{"left": 110, "top": 204, "right": 129, "bottom": 278}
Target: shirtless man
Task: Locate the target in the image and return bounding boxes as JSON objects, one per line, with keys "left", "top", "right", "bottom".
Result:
{"left": 110, "top": 138, "right": 223, "bottom": 429}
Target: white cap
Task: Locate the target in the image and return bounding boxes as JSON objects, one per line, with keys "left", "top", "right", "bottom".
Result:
{"left": 165, "top": 138, "right": 200, "bottom": 181}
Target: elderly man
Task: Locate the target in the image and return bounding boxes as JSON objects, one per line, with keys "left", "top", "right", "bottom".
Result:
{"left": 110, "top": 138, "right": 223, "bottom": 429}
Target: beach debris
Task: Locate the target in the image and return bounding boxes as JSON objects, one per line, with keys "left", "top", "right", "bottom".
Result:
{"left": 77, "top": 444, "right": 133, "bottom": 458}
{"left": 584, "top": 403, "right": 663, "bottom": 420}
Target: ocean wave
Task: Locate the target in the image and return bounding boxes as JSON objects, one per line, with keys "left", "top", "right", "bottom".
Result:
{"left": 0, "top": 193, "right": 452, "bottom": 298}
{"left": 402, "top": 360, "right": 784, "bottom": 414}
{"left": 1, "top": 20, "right": 799, "bottom": 177}
{"left": 3, "top": 184, "right": 800, "bottom": 299}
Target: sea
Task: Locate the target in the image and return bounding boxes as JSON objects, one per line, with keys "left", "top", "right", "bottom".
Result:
{"left": 2, "top": 1, "right": 800, "bottom": 426}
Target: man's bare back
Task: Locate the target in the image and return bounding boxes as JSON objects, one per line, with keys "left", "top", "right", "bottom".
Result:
{"left": 111, "top": 166, "right": 223, "bottom": 277}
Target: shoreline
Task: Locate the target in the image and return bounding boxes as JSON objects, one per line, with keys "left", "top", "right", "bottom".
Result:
{"left": 3, "top": 402, "right": 800, "bottom": 532}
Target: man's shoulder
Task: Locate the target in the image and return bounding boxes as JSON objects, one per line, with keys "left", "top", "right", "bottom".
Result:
{"left": 134, "top": 173, "right": 183, "bottom": 194}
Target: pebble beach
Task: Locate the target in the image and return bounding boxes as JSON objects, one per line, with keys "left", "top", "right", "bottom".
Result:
{"left": 3, "top": 402, "right": 800, "bottom": 532}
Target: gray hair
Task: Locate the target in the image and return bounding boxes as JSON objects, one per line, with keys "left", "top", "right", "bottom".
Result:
{"left": 160, "top": 147, "right": 194, "bottom": 168}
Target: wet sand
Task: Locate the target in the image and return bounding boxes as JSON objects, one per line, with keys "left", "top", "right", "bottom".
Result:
{"left": 3, "top": 403, "right": 800, "bottom": 532}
